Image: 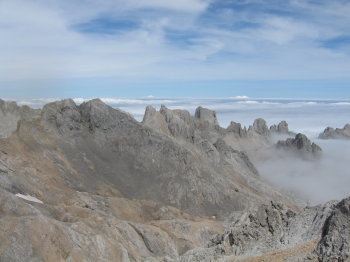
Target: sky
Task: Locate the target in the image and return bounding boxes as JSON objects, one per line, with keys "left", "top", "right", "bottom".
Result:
{"left": 1, "top": 0, "right": 350, "bottom": 98}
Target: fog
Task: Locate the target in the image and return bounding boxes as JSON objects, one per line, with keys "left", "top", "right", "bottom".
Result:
{"left": 255, "top": 139, "right": 350, "bottom": 205}
{"left": 9, "top": 96, "right": 350, "bottom": 204}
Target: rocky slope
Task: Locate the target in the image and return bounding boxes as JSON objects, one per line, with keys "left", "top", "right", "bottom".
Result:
{"left": 0, "top": 98, "right": 348, "bottom": 261}
{"left": 316, "top": 197, "right": 350, "bottom": 261}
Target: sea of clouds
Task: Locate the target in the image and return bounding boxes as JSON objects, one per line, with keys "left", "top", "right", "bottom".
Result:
{"left": 10, "top": 96, "right": 350, "bottom": 205}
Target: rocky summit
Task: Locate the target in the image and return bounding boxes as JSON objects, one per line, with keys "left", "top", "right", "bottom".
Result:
{"left": 319, "top": 124, "right": 350, "bottom": 140}
{"left": 277, "top": 133, "right": 322, "bottom": 157}
{"left": 0, "top": 98, "right": 348, "bottom": 262}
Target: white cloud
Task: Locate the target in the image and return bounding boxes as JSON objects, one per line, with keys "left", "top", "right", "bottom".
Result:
{"left": 0, "top": 0, "right": 350, "bottom": 82}
{"left": 229, "top": 96, "right": 249, "bottom": 99}
{"left": 256, "top": 139, "right": 350, "bottom": 205}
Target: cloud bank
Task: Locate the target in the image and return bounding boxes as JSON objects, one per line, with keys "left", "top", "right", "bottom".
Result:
{"left": 256, "top": 139, "right": 350, "bottom": 205}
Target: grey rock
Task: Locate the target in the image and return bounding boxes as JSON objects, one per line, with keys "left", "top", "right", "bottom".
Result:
{"left": 179, "top": 247, "right": 224, "bottom": 262}
{"left": 270, "top": 121, "right": 290, "bottom": 134}
{"left": 252, "top": 118, "right": 269, "bottom": 136}
{"left": 209, "top": 200, "right": 336, "bottom": 258}
{"left": 226, "top": 122, "right": 247, "bottom": 138}
{"left": 213, "top": 138, "right": 259, "bottom": 177}
{"left": 0, "top": 99, "right": 39, "bottom": 138}
{"left": 316, "top": 197, "right": 350, "bottom": 261}
{"left": 277, "top": 133, "right": 322, "bottom": 155}
{"left": 128, "top": 222, "right": 178, "bottom": 257}
{"left": 277, "top": 121, "right": 289, "bottom": 133}
{"left": 270, "top": 124, "right": 278, "bottom": 133}
{"left": 194, "top": 107, "right": 219, "bottom": 126}
{"left": 319, "top": 124, "right": 350, "bottom": 140}
{"left": 42, "top": 99, "right": 82, "bottom": 134}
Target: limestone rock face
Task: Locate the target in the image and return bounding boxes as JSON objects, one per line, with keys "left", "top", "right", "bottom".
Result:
{"left": 226, "top": 121, "right": 247, "bottom": 138}
{"left": 208, "top": 200, "right": 336, "bottom": 258}
{"left": 194, "top": 106, "right": 219, "bottom": 126}
{"left": 270, "top": 121, "right": 291, "bottom": 134}
{"left": 277, "top": 133, "right": 322, "bottom": 155}
{"left": 143, "top": 105, "right": 172, "bottom": 136}
{"left": 319, "top": 124, "right": 350, "bottom": 139}
{"left": 141, "top": 105, "right": 288, "bottom": 214}
{"left": 42, "top": 98, "right": 82, "bottom": 133}
{"left": 278, "top": 121, "right": 289, "bottom": 133}
{"left": 316, "top": 197, "right": 350, "bottom": 261}
{"left": 0, "top": 99, "right": 39, "bottom": 138}
{"left": 252, "top": 118, "right": 269, "bottom": 136}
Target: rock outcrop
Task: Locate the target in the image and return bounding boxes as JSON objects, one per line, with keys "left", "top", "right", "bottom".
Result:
{"left": 319, "top": 124, "right": 350, "bottom": 140}
{"left": 226, "top": 121, "right": 247, "bottom": 138}
{"left": 0, "top": 99, "right": 39, "bottom": 138}
{"left": 277, "top": 133, "right": 322, "bottom": 155}
{"left": 270, "top": 120, "right": 293, "bottom": 135}
{"left": 208, "top": 200, "right": 336, "bottom": 258}
{"left": 316, "top": 197, "right": 350, "bottom": 261}
{"left": 251, "top": 118, "right": 269, "bottom": 136}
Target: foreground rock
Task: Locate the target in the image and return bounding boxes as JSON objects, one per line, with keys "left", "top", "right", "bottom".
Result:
{"left": 319, "top": 124, "right": 350, "bottom": 140}
{"left": 316, "top": 197, "right": 350, "bottom": 261}
{"left": 208, "top": 200, "right": 335, "bottom": 257}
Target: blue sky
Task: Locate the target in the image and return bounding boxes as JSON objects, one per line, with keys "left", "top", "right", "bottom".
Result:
{"left": 1, "top": 0, "right": 350, "bottom": 99}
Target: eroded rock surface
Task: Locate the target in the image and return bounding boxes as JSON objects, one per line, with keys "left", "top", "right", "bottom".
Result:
{"left": 316, "top": 197, "right": 350, "bottom": 261}
{"left": 0, "top": 99, "right": 39, "bottom": 138}
{"left": 208, "top": 200, "right": 336, "bottom": 258}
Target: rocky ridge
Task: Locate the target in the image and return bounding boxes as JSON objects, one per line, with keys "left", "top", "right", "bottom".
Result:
{"left": 0, "top": 98, "right": 348, "bottom": 261}
{"left": 319, "top": 124, "right": 350, "bottom": 140}
{"left": 277, "top": 133, "right": 322, "bottom": 156}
